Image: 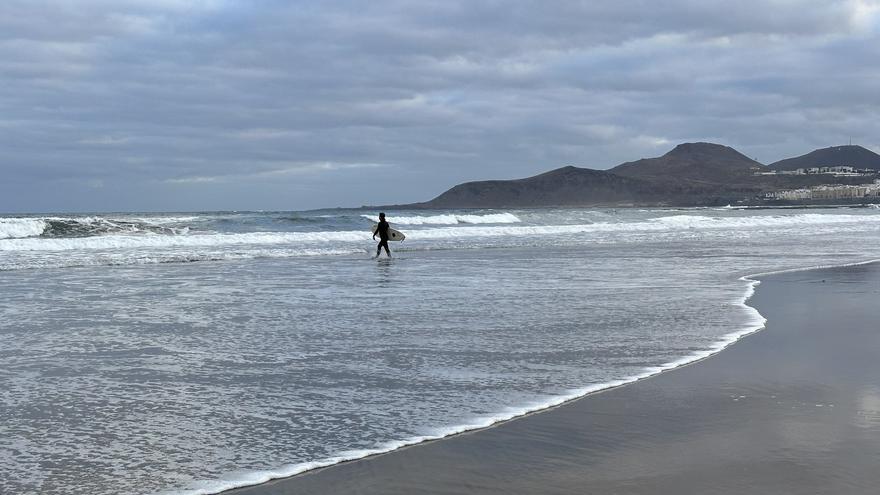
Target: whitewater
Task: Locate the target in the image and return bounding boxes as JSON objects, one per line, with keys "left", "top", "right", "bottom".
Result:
{"left": 2, "top": 207, "right": 880, "bottom": 494}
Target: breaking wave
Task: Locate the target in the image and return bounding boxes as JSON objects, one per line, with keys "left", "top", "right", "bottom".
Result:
{"left": 361, "top": 213, "right": 521, "bottom": 225}
{"left": 3, "top": 210, "right": 880, "bottom": 272}
{"left": 0, "top": 216, "right": 193, "bottom": 239}
{"left": 0, "top": 218, "right": 47, "bottom": 239}
{"left": 3, "top": 212, "right": 879, "bottom": 254}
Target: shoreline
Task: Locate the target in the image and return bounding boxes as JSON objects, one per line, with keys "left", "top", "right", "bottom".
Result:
{"left": 188, "top": 260, "right": 875, "bottom": 495}
{"left": 215, "top": 258, "right": 880, "bottom": 495}
{"left": 168, "top": 265, "right": 767, "bottom": 494}
{"left": 186, "top": 275, "right": 760, "bottom": 494}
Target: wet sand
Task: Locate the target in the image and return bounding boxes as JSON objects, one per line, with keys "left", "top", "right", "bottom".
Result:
{"left": 228, "top": 262, "right": 880, "bottom": 494}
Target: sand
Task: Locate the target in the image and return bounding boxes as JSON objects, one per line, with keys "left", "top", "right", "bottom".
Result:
{"left": 227, "top": 262, "right": 880, "bottom": 494}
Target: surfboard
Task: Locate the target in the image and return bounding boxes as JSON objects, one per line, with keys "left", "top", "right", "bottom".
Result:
{"left": 372, "top": 224, "right": 406, "bottom": 241}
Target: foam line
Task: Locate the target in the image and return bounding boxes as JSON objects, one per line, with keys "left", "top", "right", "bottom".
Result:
{"left": 0, "top": 231, "right": 372, "bottom": 251}
{"left": 169, "top": 263, "right": 783, "bottom": 495}
{"left": 361, "top": 213, "right": 521, "bottom": 225}
{"left": 741, "top": 257, "right": 880, "bottom": 279}
{"left": 175, "top": 257, "right": 880, "bottom": 495}
{"left": 4, "top": 212, "right": 879, "bottom": 252}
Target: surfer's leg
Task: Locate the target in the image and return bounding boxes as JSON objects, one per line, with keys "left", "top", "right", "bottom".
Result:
{"left": 376, "top": 242, "right": 382, "bottom": 257}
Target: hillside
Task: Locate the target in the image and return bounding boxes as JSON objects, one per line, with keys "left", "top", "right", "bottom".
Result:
{"left": 769, "top": 145, "right": 880, "bottom": 171}
{"left": 413, "top": 142, "right": 770, "bottom": 208}
{"left": 415, "top": 166, "right": 660, "bottom": 208}
{"left": 400, "top": 142, "right": 879, "bottom": 209}
{"left": 610, "top": 142, "right": 765, "bottom": 184}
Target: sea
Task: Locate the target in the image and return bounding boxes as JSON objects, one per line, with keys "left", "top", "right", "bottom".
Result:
{"left": 2, "top": 206, "right": 880, "bottom": 494}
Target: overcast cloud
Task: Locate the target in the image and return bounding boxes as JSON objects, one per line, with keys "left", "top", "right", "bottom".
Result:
{"left": 1, "top": 0, "right": 878, "bottom": 212}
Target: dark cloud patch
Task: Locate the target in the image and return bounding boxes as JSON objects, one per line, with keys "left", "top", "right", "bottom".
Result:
{"left": 1, "top": 0, "right": 878, "bottom": 212}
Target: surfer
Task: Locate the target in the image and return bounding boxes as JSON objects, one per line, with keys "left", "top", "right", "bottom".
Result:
{"left": 373, "top": 212, "right": 392, "bottom": 258}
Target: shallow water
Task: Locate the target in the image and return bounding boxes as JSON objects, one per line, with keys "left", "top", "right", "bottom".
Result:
{"left": 2, "top": 207, "right": 880, "bottom": 494}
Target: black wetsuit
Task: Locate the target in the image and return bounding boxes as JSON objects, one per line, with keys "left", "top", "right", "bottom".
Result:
{"left": 375, "top": 220, "right": 391, "bottom": 257}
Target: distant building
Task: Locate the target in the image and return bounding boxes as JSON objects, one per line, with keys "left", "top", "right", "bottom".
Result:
{"left": 760, "top": 165, "right": 875, "bottom": 177}
{"left": 764, "top": 180, "right": 880, "bottom": 201}
{"left": 764, "top": 188, "right": 812, "bottom": 200}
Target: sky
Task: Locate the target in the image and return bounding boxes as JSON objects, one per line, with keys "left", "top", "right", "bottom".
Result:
{"left": 2, "top": 0, "right": 879, "bottom": 212}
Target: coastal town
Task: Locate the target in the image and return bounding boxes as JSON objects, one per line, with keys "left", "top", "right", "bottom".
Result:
{"left": 763, "top": 180, "right": 880, "bottom": 201}
{"left": 756, "top": 165, "right": 877, "bottom": 177}
{"left": 757, "top": 164, "right": 880, "bottom": 202}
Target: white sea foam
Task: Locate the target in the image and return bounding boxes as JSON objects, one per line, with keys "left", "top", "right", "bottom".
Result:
{"left": 652, "top": 213, "right": 880, "bottom": 229}
{"left": 3, "top": 212, "right": 879, "bottom": 255}
{"left": 0, "top": 230, "right": 371, "bottom": 252}
{"left": 172, "top": 265, "right": 774, "bottom": 495}
{"left": 8, "top": 207, "right": 880, "bottom": 495}
{"left": 0, "top": 218, "right": 47, "bottom": 239}
{"left": 180, "top": 254, "right": 880, "bottom": 495}
{"left": 97, "top": 248, "right": 364, "bottom": 266}
{"left": 742, "top": 257, "right": 880, "bottom": 279}
{"left": 412, "top": 212, "right": 880, "bottom": 239}
{"left": 361, "top": 212, "right": 521, "bottom": 225}
{"left": 49, "top": 215, "right": 198, "bottom": 230}
{"left": 130, "top": 216, "right": 202, "bottom": 224}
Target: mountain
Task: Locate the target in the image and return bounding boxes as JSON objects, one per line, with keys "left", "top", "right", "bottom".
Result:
{"left": 414, "top": 166, "right": 660, "bottom": 208}
{"left": 411, "top": 142, "right": 766, "bottom": 208}
{"left": 400, "top": 142, "right": 878, "bottom": 209}
{"left": 610, "top": 142, "right": 765, "bottom": 184}
{"left": 768, "top": 145, "right": 880, "bottom": 171}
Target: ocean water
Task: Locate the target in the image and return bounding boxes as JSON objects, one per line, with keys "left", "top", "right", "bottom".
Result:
{"left": 2, "top": 206, "right": 880, "bottom": 494}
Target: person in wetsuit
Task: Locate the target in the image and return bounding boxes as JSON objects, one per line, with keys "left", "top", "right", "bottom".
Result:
{"left": 373, "top": 212, "right": 392, "bottom": 258}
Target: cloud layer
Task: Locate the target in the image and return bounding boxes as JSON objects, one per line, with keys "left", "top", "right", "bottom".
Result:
{"left": 2, "top": 0, "right": 878, "bottom": 211}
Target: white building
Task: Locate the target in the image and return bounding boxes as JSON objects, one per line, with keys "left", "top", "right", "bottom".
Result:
{"left": 766, "top": 180, "right": 880, "bottom": 201}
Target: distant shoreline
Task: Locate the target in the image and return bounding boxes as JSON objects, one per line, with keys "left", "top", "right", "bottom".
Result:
{"left": 5, "top": 202, "right": 880, "bottom": 217}
{"left": 368, "top": 199, "right": 880, "bottom": 210}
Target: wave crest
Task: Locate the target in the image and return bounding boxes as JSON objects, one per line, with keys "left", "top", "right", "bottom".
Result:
{"left": 361, "top": 212, "right": 521, "bottom": 225}
{"left": 0, "top": 216, "right": 194, "bottom": 239}
{"left": 0, "top": 218, "right": 48, "bottom": 239}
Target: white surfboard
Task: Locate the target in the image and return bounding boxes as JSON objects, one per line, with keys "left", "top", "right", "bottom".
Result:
{"left": 372, "top": 224, "right": 406, "bottom": 241}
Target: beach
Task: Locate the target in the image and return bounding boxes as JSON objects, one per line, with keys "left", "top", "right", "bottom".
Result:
{"left": 5, "top": 2, "right": 880, "bottom": 492}
{"left": 4, "top": 208, "right": 880, "bottom": 494}
{"left": 228, "top": 262, "right": 880, "bottom": 494}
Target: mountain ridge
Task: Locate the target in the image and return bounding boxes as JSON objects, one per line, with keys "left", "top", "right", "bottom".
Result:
{"left": 393, "top": 143, "right": 879, "bottom": 208}
{"left": 768, "top": 145, "right": 880, "bottom": 171}
{"left": 611, "top": 142, "right": 764, "bottom": 185}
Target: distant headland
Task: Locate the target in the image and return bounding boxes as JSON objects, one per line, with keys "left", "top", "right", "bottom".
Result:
{"left": 392, "top": 143, "right": 880, "bottom": 208}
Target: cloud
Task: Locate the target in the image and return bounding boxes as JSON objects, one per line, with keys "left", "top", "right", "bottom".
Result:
{"left": 1, "top": 0, "right": 878, "bottom": 211}
{"left": 164, "top": 161, "right": 393, "bottom": 184}
{"left": 78, "top": 136, "right": 132, "bottom": 146}
{"left": 850, "top": 0, "right": 880, "bottom": 32}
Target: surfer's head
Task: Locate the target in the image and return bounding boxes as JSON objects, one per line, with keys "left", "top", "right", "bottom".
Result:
{"left": 379, "top": 212, "right": 386, "bottom": 220}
